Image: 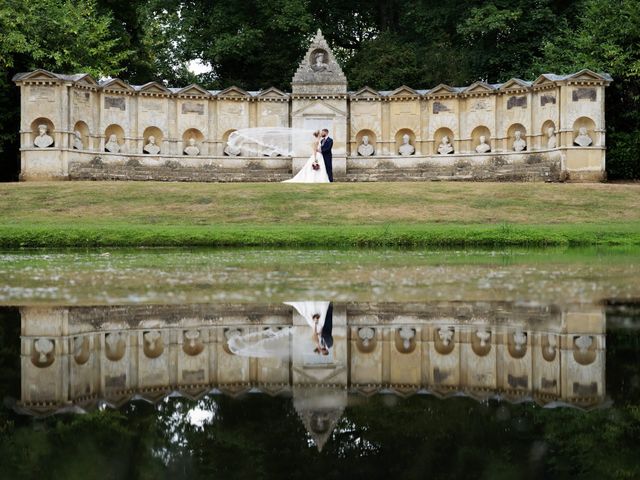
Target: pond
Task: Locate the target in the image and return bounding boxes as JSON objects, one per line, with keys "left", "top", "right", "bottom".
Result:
{"left": 0, "top": 248, "right": 639, "bottom": 479}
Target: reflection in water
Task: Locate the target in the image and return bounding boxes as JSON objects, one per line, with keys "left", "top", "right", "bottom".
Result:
{"left": 17, "top": 302, "right": 606, "bottom": 450}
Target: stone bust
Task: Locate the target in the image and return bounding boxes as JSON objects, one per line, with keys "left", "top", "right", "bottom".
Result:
{"left": 574, "top": 127, "right": 593, "bottom": 147}
{"left": 398, "top": 134, "right": 415, "bottom": 156}
{"left": 512, "top": 130, "right": 526, "bottom": 152}
{"left": 184, "top": 137, "right": 200, "bottom": 156}
{"left": 357, "top": 135, "right": 374, "bottom": 156}
{"left": 34, "top": 124, "right": 53, "bottom": 148}
{"left": 105, "top": 134, "right": 121, "bottom": 153}
{"left": 547, "top": 127, "right": 557, "bottom": 149}
{"left": 310, "top": 52, "right": 329, "bottom": 72}
{"left": 72, "top": 130, "right": 83, "bottom": 150}
{"left": 475, "top": 135, "right": 491, "bottom": 153}
{"left": 437, "top": 135, "right": 454, "bottom": 154}
{"left": 144, "top": 135, "right": 161, "bottom": 155}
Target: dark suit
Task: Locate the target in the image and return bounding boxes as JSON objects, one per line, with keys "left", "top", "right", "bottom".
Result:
{"left": 320, "top": 136, "right": 333, "bottom": 182}
{"left": 320, "top": 302, "right": 333, "bottom": 349}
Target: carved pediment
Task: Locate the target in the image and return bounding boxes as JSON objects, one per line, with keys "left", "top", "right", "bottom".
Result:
{"left": 218, "top": 86, "right": 251, "bottom": 98}
{"left": 351, "top": 86, "right": 381, "bottom": 99}
{"left": 13, "top": 69, "right": 60, "bottom": 83}
{"left": 499, "top": 78, "right": 531, "bottom": 91}
{"left": 257, "top": 87, "right": 288, "bottom": 99}
{"left": 100, "top": 78, "right": 135, "bottom": 92}
{"left": 139, "top": 81, "right": 171, "bottom": 95}
{"left": 427, "top": 84, "right": 459, "bottom": 97}
{"left": 175, "top": 84, "right": 212, "bottom": 98}
{"left": 389, "top": 85, "right": 420, "bottom": 98}
{"left": 532, "top": 74, "right": 562, "bottom": 87}
{"left": 463, "top": 81, "right": 495, "bottom": 95}
{"left": 292, "top": 100, "right": 347, "bottom": 117}
{"left": 568, "top": 69, "right": 611, "bottom": 83}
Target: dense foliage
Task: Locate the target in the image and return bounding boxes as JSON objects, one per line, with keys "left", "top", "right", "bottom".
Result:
{"left": 1, "top": 0, "right": 638, "bottom": 180}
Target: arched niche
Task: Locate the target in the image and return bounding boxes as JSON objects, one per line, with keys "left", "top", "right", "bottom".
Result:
{"left": 30, "top": 117, "right": 55, "bottom": 148}
{"left": 183, "top": 329, "right": 205, "bottom": 356}
{"left": 73, "top": 121, "right": 90, "bottom": 150}
{"left": 223, "top": 129, "right": 241, "bottom": 156}
{"left": 507, "top": 123, "right": 527, "bottom": 151}
{"left": 541, "top": 120, "right": 557, "bottom": 149}
{"left": 355, "top": 327, "right": 377, "bottom": 353}
{"left": 223, "top": 328, "right": 242, "bottom": 354}
{"left": 104, "top": 124, "right": 125, "bottom": 153}
{"left": 471, "top": 125, "right": 491, "bottom": 153}
{"left": 434, "top": 327, "right": 455, "bottom": 355}
{"left": 31, "top": 338, "right": 55, "bottom": 368}
{"left": 143, "top": 330, "right": 164, "bottom": 359}
{"left": 105, "top": 332, "right": 126, "bottom": 361}
{"left": 182, "top": 128, "right": 204, "bottom": 156}
{"left": 507, "top": 329, "right": 527, "bottom": 359}
{"left": 572, "top": 116, "right": 596, "bottom": 147}
{"left": 573, "top": 335, "right": 597, "bottom": 365}
{"left": 395, "top": 128, "right": 416, "bottom": 156}
{"left": 471, "top": 328, "right": 492, "bottom": 356}
{"left": 395, "top": 327, "right": 416, "bottom": 354}
{"left": 434, "top": 127, "right": 455, "bottom": 154}
{"left": 142, "top": 126, "right": 163, "bottom": 154}
{"left": 73, "top": 336, "right": 91, "bottom": 365}
{"left": 355, "top": 129, "right": 376, "bottom": 156}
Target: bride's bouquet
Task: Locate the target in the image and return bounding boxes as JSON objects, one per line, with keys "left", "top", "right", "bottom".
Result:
{"left": 312, "top": 161, "right": 320, "bottom": 171}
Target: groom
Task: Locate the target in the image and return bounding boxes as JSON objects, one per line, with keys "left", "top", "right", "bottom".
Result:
{"left": 320, "top": 128, "right": 333, "bottom": 182}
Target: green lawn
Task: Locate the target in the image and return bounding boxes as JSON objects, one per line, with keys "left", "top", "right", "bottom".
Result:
{"left": 1, "top": 181, "right": 639, "bottom": 247}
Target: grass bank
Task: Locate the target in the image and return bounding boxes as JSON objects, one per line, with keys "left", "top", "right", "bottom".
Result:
{"left": 1, "top": 182, "right": 639, "bottom": 247}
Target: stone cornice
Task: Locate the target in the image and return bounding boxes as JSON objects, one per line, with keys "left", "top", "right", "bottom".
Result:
{"left": 14, "top": 69, "right": 612, "bottom": 102}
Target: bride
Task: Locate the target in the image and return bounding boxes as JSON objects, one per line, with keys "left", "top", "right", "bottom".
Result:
{"left": 283, "top": 130, "right": 330, "bottom": 183}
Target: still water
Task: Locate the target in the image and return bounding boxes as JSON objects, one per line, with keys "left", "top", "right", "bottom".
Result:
{"left": 0, "top": 248, "right": 639, "bottom": 479}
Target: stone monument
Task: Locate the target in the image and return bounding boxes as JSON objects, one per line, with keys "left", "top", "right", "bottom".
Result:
{"left": 184, "top": 137, "right": 200, "bottom": 156}
{"left": 546, "top": 127, "right": 557, "bottom": 149}
{"left": 475, "top": 136, "right": 491, "bottom": 153}
{"left": 398, "top": 134, "right": 415, "bottom": 155}
{"left": 33, "top": 124, "right": 53, "bottom": 148}
{"left": 105, "top": 134, "right": 121, "bottom": 153}
{"left": 357, "top": 135, "right": 374, "bottom": 156}
{"left": 72, "top": 130, "right": 83, "bottom": 150}
{"left": 574, "top": 127, "right": 593, "bottom": 147}
{"left": 512, "top": 130, "right": 526, "bottom": 152}
{"left": 13, "top": 44, "right": 611, "bottom": 182}
{"left": 143, "top": 135, "right": 160, "bottom": 155}
{"left": 437, "top": 135, "right": 454, "bottom": 154}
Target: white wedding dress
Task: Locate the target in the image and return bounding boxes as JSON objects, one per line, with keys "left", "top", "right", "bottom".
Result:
{"left": 283, "top": 139, "right": 330, "bottom": 183}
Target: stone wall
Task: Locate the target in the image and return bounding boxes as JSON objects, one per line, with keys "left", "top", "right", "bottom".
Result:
{"left": 13, "top": 30, "right": 611, "bottom": 182}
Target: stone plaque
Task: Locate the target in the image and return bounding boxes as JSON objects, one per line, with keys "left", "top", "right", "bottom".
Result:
{"left": 105, "top": 96, "right": 126, "bottom": 111}
{"left": 73, "top": 90, "right": 90, "bottom": 104}
{"left": 471, "top": 100, "right": 488, "bottom": 111}
{"left": 28, "top": 86, "right": 55, "bottom": 102}
{"left": 507, "top": 96, "right": 527, "bottom": 109}
{"left": 433, "top": 101, "right": 450, "bottom": 114}
{"left": 181, "top": 102, "right": 204, "bottom": 115}
{"left": 540, "top": 94, "right": 556, "bottom": 107}
{"left": 572, "top": 88, "right": 596, "bottom": 102}
{"left": 141, "top": 102, "right": 164, "bottom": 113}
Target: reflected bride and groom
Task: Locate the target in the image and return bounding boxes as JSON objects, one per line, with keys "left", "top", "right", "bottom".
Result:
{"left": 228, "top": 301, "right": 334, "bottom": 361}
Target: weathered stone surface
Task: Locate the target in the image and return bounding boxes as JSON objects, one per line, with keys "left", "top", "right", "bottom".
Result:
{"left": 13, "top": 48, "right": 611, "bottom": 182}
